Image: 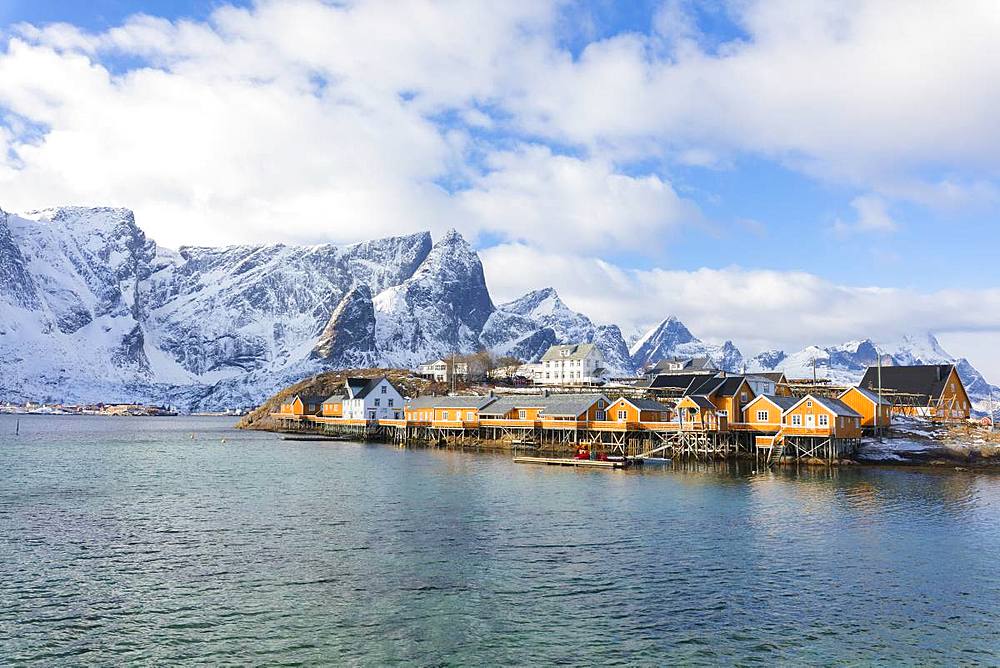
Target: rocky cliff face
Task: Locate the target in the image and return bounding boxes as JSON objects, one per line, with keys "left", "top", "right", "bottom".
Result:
{"left": 311, "top": 285, "right": 378, "bottom": 368}
{"left": 373, "top": 229, "right": 494, "bottom": 367}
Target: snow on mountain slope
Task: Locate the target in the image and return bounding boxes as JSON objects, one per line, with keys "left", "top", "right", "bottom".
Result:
{"left": 482, "top": 288, "right": 637, "bottom": 375}
{"left": 748, "top": 333, "right": 1000, "bottom": 414}
{"left": 631, "top": 316, "right": 745, "bottom": 372}
{"left": 1, "top": 206, "right": 996, "bottom": 412}
{"left": 373, "top": 229, "right": 494, "bottom": 367}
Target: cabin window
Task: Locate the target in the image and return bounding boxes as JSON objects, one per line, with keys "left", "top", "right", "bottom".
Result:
{"left": 792, "top": 415, "right": 802, "bottom": 426}
{"left": 818, "top": 414, "right": 829, "bottom": 427}
{"left": 718, "top": 410, "right": 728, "bottom": 418}
{"left": 806, "top": 400, "right": 813, "bottom": 408}
{"left": 388, "top": 399, "right": 394, "bottom": 407}
{"left": 756, "top": 410, "right": 769, "bottom": 422}
{"left": 308, "top": 404, "right": 316, "bottom": 411}
{"left": 466, "top": 411, "right": 474, "bottom": 421}
{"left": 442, "top": 410, "right": 449, "bottom": 420}
{"left": 617, "top": 410, "right": 627, "bottom": 420}
{"left": 381, "top": 385, "right": 387, "bottom": 394}
{"left": 374, "top": 398, "right": 381, "bottom": 407}
{"left": 596, "top": 410, "right": 606, "bottom": 421}
{"left": 741, "top": 392, "right": 748, "bottom": 402}
{"left": 519, "top": 410, "right": 526, "bottom": 420}
{"left": 598, "top": 400, "right": 605, "bottom": 408}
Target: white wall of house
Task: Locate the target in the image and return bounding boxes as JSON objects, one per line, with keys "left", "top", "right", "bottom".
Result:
{"left": 537, "top": 347, "right": 607, "bottom": 385}
{"left": 343, "top": 378, "right": 405, "bottom": 421}
{"left": 416, "top": 360, "right": 469, "bottom": 383}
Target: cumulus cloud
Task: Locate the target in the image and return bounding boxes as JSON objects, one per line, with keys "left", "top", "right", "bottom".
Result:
{"left": 457, "top": 145, "right": 699, "bottom": 252}
{"left": 832, "top": 194, "right": 897, "bottom": 236}
{"left": 481, "top": 243, "right": 1000, "bottom": 360}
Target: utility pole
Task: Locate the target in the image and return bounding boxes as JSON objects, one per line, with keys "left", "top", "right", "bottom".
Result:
{"left": 990, "top": 387, "right": 997, "bottom": 433}
{"left": 876, "top": 344, "right": 884, "bottom": 442}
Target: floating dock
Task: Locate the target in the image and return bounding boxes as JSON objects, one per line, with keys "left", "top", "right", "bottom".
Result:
{"left": 513, "top": 456, "right": 623, "bottom": 469}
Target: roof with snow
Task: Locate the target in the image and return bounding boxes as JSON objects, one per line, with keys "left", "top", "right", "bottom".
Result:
{"left": 859, "top": 364, "right": 958, "bottom": 400}
{"left": 540, "top": 343, "right": 598, "bottom": 361}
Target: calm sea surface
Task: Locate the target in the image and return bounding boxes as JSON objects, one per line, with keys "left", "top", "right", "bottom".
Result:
{"left": 1, "top": 415, "right": 999, "bottom": 666}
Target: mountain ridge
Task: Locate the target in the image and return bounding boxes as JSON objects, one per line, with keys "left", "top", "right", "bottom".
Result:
{"left": 0, "top": 206, "right": 995, "bottom": 413}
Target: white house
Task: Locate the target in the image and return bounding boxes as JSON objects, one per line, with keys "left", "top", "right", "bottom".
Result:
{"left": 342, "top": 377, "right": 405, "bottom": 421}
{"left": 416, "top": 359, "right": 468, "bottom": 383}
{"left": 536, "top": 343, "right": 608, "bottom": 385}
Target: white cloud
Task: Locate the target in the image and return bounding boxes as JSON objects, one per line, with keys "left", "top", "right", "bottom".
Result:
{"left": 481, "top": 243, "right": 1000, "bottom": 361}
{"left": 456, "top": 145, "right": 699, "bottom": 252}
{"left": 832, "top": 194, "right": 897, "bottom": 236}
{"left": 502, "top": 0, "right": 1000, "bottom": 198}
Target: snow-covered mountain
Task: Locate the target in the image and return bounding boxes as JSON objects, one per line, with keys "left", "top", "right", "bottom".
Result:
{"left": 630, "top": 316, "right": 745, "bottom": 372}
{"left": 482, "top": 288, "right": 637, "bottom": 375}
{"left": 1, "top": 205, "right": 996, "bottom": 413}
{"left": 748, "top": 334, "right": 999, "bottom": 414}
{"left": 0, "top": 207, "right": 479, "bottom": 410}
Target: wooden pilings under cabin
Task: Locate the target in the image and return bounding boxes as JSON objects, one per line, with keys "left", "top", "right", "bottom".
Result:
{"left": 270, "top": 416, "right": 860, "bottom": 465}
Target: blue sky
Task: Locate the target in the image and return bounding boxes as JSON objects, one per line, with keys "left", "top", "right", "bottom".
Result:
{"left": 1, "top": 0, "right": 999, "bottom": 374}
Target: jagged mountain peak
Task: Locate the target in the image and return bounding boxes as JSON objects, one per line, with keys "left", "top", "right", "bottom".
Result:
{"left": 629, "top": 315, "right": 697, "bottom": 365}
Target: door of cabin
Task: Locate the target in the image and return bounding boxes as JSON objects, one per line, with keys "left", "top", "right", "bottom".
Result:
{"left": 805, "top": 414, "right": 815, "bottom": 428}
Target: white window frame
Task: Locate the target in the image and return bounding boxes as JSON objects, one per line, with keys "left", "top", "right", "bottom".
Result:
{"left": 818, "top": 414, "right": 829, "bottom": 427}
{"left": 617, "top": 410, "right": 627, "bottom": 420}
{"left": 756, "top": 410, "right": 769, "bottom": 422}
{"left": 791, "top": 414, "right": 802, "bottom": 426}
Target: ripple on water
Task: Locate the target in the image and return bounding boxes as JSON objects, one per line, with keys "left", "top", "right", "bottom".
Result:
{"left": 2, "top": 415, "right": 1000, "bottom": 665}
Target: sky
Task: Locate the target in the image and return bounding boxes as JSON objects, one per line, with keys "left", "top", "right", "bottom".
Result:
{"left": 1, "top": 0, "right": 999, "bottom": 378}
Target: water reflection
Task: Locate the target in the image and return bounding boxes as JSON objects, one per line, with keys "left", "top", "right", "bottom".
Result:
{"left": 2, "top": 415, "right": 999, "bottom": 665}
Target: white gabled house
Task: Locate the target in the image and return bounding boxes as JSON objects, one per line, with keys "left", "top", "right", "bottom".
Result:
{"left": 342, "top": 377, "right": 405, "bottom": 421}
{"left": 536, "top": 343, "right": 608, "bottom": 385}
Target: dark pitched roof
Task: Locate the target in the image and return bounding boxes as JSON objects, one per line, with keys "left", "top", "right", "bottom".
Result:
{"left": 756, "top": 372, "right": 788, "bottom": 382}
{"left": 621, "top": 397, "right": 671, "bottom": 411}
{"left": 295, "top": 394, "right": 327, "bottom": 405}
{"left": 648, "top": 373, "right": 711, "bottom": 391}
{"left": 749, "top": 394, "right": 799, "bottom": 411}
{"left": 684, "top": 395, "right": 717, "bottom": 410}
{"left": 322, "top": 394, "right": 346, "bottom": 403}
{"left": 859, "top": 364, "right": 957, "bottom": 400}
{"left": 344, "top": 376, "right": 397, "bottom": 399}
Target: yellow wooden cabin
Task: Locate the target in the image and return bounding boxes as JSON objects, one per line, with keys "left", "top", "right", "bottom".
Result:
{"left": 277, "top": 394, "right": 325, "bottom": 417}
{"left": 321, "top": 394, "right": 346, "bottom": 418}
{"left": 782, "top": 394, "right": 862, "bottom": 438}
{"left": 676, "top": 395, "right": 725, "bottom": 430}
{"left": 606, "top": 397, "right": 672, "bottom": 424}
{"left": 404, "top": 395, "right": 498, "bottom": 427}
{"left": 740, "top": 394, "right": 799, "bottom": 432}
{"left": 838, "top": 386, "right": 891, "bottom": 429}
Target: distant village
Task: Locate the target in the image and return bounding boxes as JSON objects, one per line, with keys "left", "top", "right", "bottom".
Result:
{"left": 269, "top": 341, "right": 982, "bottom": 465}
